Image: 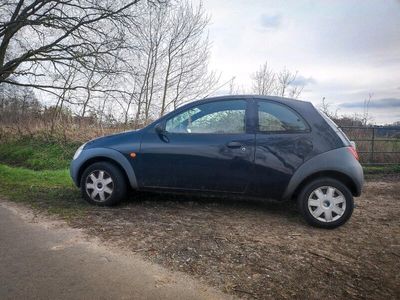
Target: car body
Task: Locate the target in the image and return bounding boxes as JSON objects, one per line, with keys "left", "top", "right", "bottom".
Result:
{"left": 70, "top": 95, "right": 364, "bottom": 228}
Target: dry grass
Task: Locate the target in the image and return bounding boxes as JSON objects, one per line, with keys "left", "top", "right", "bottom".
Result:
{"left": 0, "top": 122, "right": 131, "bottom": 144}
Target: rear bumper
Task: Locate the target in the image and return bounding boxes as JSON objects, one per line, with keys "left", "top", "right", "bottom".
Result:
{"left": 351, "top": 160, "right": 364, "bottom": 197}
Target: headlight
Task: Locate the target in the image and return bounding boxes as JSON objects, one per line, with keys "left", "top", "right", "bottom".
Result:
{"left": 73, "top": 143, "right": 86, "bottom": 160}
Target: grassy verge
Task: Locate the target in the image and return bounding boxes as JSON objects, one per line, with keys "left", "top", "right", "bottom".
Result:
{"left": 0, "top": 136, "right": 87, "bottom": 219}
{"left": 0, "top": 164, "right": 87, "bottom": 219}
{"left": 0, "top": 136, "right": 79, "bottom": 170}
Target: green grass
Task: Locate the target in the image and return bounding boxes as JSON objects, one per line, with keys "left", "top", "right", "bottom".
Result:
{"left": 0, "top": 136, "right": 87, "bottom": 219}
{"left": 363, "top": 164, "right": 400, "bottom": 175}
{"left": 0, "top": 164, "right": 87, "bottom": 219}
{"left": 0, "top": 136, "right": 79, "bottom": 170}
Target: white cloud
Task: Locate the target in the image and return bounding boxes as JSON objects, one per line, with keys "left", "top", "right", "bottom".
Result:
{"left": 260, "top": 14, "right": 282, "bottom": 29}
{"left": 292, "top": 75, "right": 316, "bottom": 86}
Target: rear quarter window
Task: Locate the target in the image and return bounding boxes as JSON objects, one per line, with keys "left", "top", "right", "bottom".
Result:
{"left": 257, "top": 101, "right": 308, "bottom": 132}
{"left": 317, "top": 109, "right": 351, "bottom": 146}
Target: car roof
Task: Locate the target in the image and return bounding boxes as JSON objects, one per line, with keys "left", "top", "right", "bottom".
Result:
{"left": 187, "top": 94, "right": 311, "bottom": 107}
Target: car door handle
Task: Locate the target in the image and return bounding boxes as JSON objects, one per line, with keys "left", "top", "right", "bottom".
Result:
{"left": 226, "top": 141, "right": 243, "bottom": 148}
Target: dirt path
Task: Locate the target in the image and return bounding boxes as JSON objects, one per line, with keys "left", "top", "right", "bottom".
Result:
{"left": 69, "top": 176, "right": 400, "bottom": 299}
{"left": 0, "top": 201, "right": 230, "bottom": 300}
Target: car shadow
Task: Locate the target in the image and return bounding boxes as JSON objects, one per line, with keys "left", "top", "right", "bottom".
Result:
{"left": 121, "top": 190, "right": 302, "bottom": 224}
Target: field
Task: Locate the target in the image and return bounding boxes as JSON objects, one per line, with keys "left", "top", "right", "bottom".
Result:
{"left": 0, "top": 136, "right": 399, "bottom": 299}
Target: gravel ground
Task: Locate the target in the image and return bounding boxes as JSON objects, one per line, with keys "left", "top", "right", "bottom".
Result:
{"left": 71, "top": 175, "right": 400, "bottom": 299}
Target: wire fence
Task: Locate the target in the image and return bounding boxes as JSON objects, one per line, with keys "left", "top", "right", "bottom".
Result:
{"left": 340, "top": 125, "right": 400, "bottom": 165}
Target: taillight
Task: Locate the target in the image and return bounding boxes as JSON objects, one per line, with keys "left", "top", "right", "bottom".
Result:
{"left": 347, "top": 146, "right": 359, "bottom": 161}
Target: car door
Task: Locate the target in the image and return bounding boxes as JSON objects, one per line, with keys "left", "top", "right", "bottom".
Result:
{"left": 138, "top": 98, "right": 255, "bottom": 193}
{"left": 249, "top": 99, "right": 313, "bottom": 199}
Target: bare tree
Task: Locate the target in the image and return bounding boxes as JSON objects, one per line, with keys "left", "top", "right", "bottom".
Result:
{"left": 318, "top": 97, "right": 340, "bottom": 119}
{"left": 319, "top": 97, "right": 331, "bottom": 115}
{"left": 159, "top": 1, "right": 214, "bottom": 116}
{"left": 123, "top": 4, "right": 167, "bottom": 126}
{"left": 250, "top": 61, "right": 304, "bottom": 99}
{"left": 276, "top": 67, "right": 298, "bottom": 98}
{"left": 49, "top": 62, "right": 78, "bottom": 132}
{"left": 121, "top": 1, "right": 218, "bottom": 123}
{"left": 251, "top": 61, "right": 275, "bottom": 95}
{"left": 0, "top": 0, "right": 153, "bottom": 91}
{"left": 361, "top": 93, "right": 373, "bottom": 126}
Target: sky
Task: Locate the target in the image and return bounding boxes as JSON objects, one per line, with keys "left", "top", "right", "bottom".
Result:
{"left": 199, "top": 0, "right": 400, "bottom": 124}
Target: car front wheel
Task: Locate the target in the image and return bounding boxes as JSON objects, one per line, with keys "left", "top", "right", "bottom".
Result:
{"left": 80, "top": 162, "right": 127, "bottom": 206}
{"left": 297, "top": 178, "right": 354, "bottom": 229}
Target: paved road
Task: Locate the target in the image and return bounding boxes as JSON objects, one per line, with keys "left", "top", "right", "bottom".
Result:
{"left": 0, "top": 201, "right": 228, "bottom": 300}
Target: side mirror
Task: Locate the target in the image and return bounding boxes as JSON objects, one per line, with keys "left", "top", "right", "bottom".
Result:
{"left": 155, "top": 122, "right": 166, "bottom": 135}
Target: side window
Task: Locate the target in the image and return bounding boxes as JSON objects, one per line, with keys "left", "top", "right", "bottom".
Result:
{"left": 165, "top": 100, "right": 246, "bottom": 134}
{"left": 258, "top": 101, "right": 307, "bottom": 132}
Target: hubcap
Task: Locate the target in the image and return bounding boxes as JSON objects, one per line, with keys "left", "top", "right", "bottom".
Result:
{"left": 307, "top": 186, "right": 346, "bottom": 223}
{"left": 85, "top": 170, "right": 114, "bottom": 202}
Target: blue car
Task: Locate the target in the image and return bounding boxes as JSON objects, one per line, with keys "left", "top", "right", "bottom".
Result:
{"left": 70, "top": 95, "right": 363, "bottom": 228}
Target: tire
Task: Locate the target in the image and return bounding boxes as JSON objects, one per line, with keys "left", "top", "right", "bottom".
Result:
{"left": 297, "top": 177, "right": 354, "bottom": 229}
{"left": 80, "top": 161, "right": 127, "bottom": 206}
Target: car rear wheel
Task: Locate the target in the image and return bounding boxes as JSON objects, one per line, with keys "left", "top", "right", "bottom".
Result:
{"left": 297, "top": 178, "right": 354, "bottom": 229}
{"left": 80, "top": 162, "right": 127, "bottom": 206}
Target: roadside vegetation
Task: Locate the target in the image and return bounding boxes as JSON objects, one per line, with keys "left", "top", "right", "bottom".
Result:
{"left": 0, "top": 135, "right": 86, "bottom": 218}
{"left": 0, "top": 163, "right": 86, "bottom": 219}
{"left": 0, "top": 136, "right": 79, "bottom": 170}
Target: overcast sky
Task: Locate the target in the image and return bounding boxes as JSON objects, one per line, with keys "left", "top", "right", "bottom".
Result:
{"left": 199, "top": 0, "right": 400, "bottom": 124}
